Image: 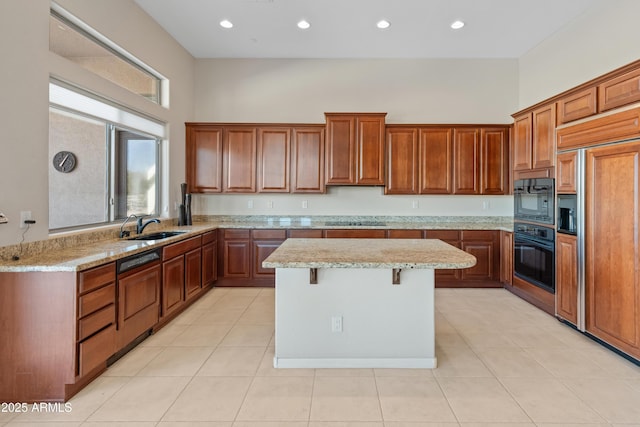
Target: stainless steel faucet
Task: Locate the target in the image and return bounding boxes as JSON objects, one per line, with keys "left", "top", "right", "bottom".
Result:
{"left": 136, "top": 216, "right": 161, "bottom": 234}
{"left": 119, "top": 214, "right": 138, "bottom": 238}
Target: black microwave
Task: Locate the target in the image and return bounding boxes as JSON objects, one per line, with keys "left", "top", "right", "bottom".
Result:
{"left": 514, "top": 178, "right": 554, "bottom": 225}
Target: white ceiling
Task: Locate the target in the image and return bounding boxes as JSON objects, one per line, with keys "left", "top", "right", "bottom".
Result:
{"left": 134, "top": 0, "right": 603, "bottom": 59}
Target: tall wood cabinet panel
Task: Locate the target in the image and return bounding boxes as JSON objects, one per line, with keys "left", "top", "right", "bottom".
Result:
{"left": 291, "top": 127, "right": 325, "bottom": 193}
{"left": 532, "top": 103, "right": 556, "bottom": 169}
{"left": 480, "top": 128, "right": 509, "bottom": 194}
{"left": 385, "top": 127, "right": 419, "bottom": 194}
{"left": 257, "top": 127, "right": 290, "bottom": 192}
{"left": 500, "top": 231, "right": 513, "bottom": 286}
{"left": 556, "top": 151, "right": 577, "bottom": 193}
{"left": 513, "top": 114, "right": 533, "bottom": 171}
{"left": 420, "top": 128, "right": 453, "bottom": 194}
{"left": 453, "top": 128, "right": 480, "bottom": 194}
{"left": 556, "top": 233, "right": 578, "bottom": 325}
{"left": 223, "top": 127, "right": 257, "bottom": 192}
{"left": 585, "top": 141, "right": 640, "bottom": 359}
{"left": 186, "top": 125, "right": 223, "bottom": 193}
{"left": 325, "top": 113, "right": 385, "bottom": 185}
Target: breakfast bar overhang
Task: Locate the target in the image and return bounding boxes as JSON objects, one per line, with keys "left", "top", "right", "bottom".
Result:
{"left": 262, "top": 238, "right": 477, "bottom": 369}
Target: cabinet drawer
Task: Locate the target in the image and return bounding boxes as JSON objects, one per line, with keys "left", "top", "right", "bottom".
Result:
{"left": 201, "top": 230, "right": 217, "bottom": 244}
{"left": 461, "top": 230, "right": 497, "bottom": 241}
{"left": 78, "top": 324, "right": 116, "bottom": 377}
{"left": 288, "top": 229, "right": 323, "bottom": 238}
{"left": 252, "top": 229, "right": 287, "bottom": 240}
{"left": 557, "top": 87, "right": 597, "bottom": 124}
{"left": 163, "top": 236, "right": 202, "bottom": 259}
{"left": 78, "top": 263, "right": 115, "bottom": 294}
{"left": 388, "top": 229, "right": 424, "bottom": 239}
{"left": 79, "top": 283, "right": 115, "bottom": 318}
{"left": 598, "top": 67, "right": 640, "bottom": 112}
{"left": 324, "top": 229, "right": 386, "bottom": 238}
{"left": 425, "top": 230, "right": 460, "bottom": 241}
{"left": 78, "top": 304, "right": 115, "bottom": 341}
{"left": 223, "top": 229, "right": 251, "bottom": 240}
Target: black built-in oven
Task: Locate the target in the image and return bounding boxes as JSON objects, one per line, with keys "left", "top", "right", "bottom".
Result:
{"left": 514, "top": 178, "right": 554, "bottom": 225}
{"left": 514, "top": 222, "right": 555, "bottom": 293}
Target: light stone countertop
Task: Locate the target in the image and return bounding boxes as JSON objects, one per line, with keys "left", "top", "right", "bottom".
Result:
{"left": 0, "top": 215, "right": 510, "bottom": 272}
{"left": 262, "top": 238, "right": 477, "bottom": 269}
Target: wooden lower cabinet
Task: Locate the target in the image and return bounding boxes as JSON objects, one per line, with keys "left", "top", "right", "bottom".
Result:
{"left": 162, "top": 256, "right": 185, "bottom": 316}
{"left": 162, "top": 236, "right": 203, "bottom": 317}
{"left": 500, "top": 231, "right": 513, "bottom": 286}
{"left": 184, "top": 247, "right": 203, "bottom": 300}
{"left": 253, "top": 229, "right": 287, "bottom": 278}
{"left": 202, "top": 231, "right": 218, "bottom": 286}
{"left": 556, "top": 233, "right": 578, "bottom": 325}
{"left": 324, "top": 229, "right": 387, "bottom": 238}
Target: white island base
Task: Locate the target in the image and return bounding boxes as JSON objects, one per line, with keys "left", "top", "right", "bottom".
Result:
{"left": 274, "top": 267, "right": 436, "bottom": 369}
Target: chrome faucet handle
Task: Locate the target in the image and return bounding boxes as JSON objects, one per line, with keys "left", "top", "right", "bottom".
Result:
{"left": 119, "top": 213, "right": 139, "bottom": 238}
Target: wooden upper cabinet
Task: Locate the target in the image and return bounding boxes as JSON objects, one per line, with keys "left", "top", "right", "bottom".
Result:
{"left": 291, "top": 126, "right": 325, "bottom": 193}
{"left": 385, "top": 127, "right": 419, "bottom": 194}
{"left": 557, "top": 87, "right": 597, "bottom": 124}
{"left": 419, "top": 128, "right": 452, "bottom": 194}
{"left": 257, "top": 127, "right": 290, "bottom": 192}
{"left": 186, "top": 124, "right": 223, "bottom": 193}
{"left": 325, "top": 113, "right": 385, "bottom": 185}
{"left": 452, "top": 128, "right": 480, "bottom": 194}
{"left": 598, "top": 67, "right": 640, "bottom": 112}
{"left": 513, "top": 113, "right": 532, "bottom": 171}
{"left": 223, "top": 127, "right": 257, "bottom": 192}
{"left": 556, "top": 151, "right": 577, "bottom": 193}
{"left": 532, "top": 103, "right": 556, "bottom": 169}
{"left": 481, "top": 128, "right": 509, "bottom": 194}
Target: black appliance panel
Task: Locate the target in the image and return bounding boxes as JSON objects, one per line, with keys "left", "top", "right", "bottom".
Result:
{"left": 514, "top": 222, "right": 555, "bottom": 293}
{"left": 514, "top": 178, "right": 555, "bottom": 225}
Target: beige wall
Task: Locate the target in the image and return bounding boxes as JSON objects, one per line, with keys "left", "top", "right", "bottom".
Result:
{"left": 518, "top": 0, "right": 640, "bottom": 109}
{"left": 0, "top": 0, "right": 195, "bottom": 247}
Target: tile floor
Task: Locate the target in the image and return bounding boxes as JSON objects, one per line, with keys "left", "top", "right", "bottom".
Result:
{"left": 2, "top": 287, "right": 640, "bottom": 426}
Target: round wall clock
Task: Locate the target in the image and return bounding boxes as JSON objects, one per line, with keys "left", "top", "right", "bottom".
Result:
{"left": 52, "top": 151, "right": 77, "bottom": 173}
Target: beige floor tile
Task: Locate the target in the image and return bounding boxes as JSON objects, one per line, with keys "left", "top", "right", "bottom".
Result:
{"left": 310, "top": 376, "right": 382, "bottom": 422}
{"left": 563, "top": 378, "right": 640, "bottom": 423}
{"left": 87, "top": 376, "right": 190, "bottom": 422}
{"left": 437, "top": 377, "right": 530, "bottom": 423}
{"left": 375, "top": 376, "right": 456, "bottom": 422}
{"left": 501, "top": 326, "right": 571, "bottom": 349}
{"left": 434, "top": 332, "right": 470, "bottom": 349}
{"left": 103, "top": 346, "right": 164, "bottom": 377}
{"left": 533, "top": 424, "right": 610, "bottom": 427}
{"left": 373, "top": 368, "right": 433, "bottom": 378}
{"left": 6, "top": 423, "right": 82, "bottom": 427}
{"left": 139, "top": 323, "right": 188, "bottom": 347}
{"left": 385, "top": 423, "right": 460, "bottom": 427}
{"left": 256, "top": 347, "right": 315, "bottom": 377}
{"left": 460, "top": 331, "right": 520, "bottom": 350}
{"left": 198, "top": 346, "right": 266, "bottom": 376}
{"left": 12, "top": 376, "right": 130, "bottom": 422}
{"left": 162, "top": 376, "right": 253, "bottom": 421}
{"left": 500, "top": 377, "right": 605, "bottom": 423}
{"left": 458, "top": 423, "right": 534, "bottom": 427}
{"left": 214, "top": 294, "right": 258, "bottom": 310}
{"left": 157, "top": 422, "right": 231, "bottom": 427}
{"left": 137, "top": 346, "right": 214, "bottom": 376}
{"left": 219, "top": 324, "right": 275, "bottom": 347}
{"left": 236, "top": 376, "right": 314, "bottom": 421}
{"left": 233, "top": 422, "right": 307, "bottom": 427}
{"left": 80, "top": 422, "right": 157, "bottom": 426}
{"left": 170, "top": 323, "right": 234, "bottom": 347}
{"left": 585, "top": 345, "right": 640, "bottom": 379}
{"left": 432, "top": 346, "right": 493, "bottom": 378}
{"left": 198, "top": 307, "right": 246, "bottom": 324}
{"left": 236, "top": 305, "right": 275, "bottom": 325}
{"left": 309, "top": 422, "right": 384, "bottom": 427}
{"left": 315, "top": 368, "right": 374, "bottom": 377}
{"left": 476, "top": 348, "right": 552, "bottom": 378}
{"left": 524, "top": 347, "right": 610, "bottom": 378}
{"left": 170, "top": 305, "right": 207, "bottom": 325}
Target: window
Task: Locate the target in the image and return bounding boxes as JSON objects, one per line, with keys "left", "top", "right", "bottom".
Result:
{"left": 49, "top": 7, "right": 164, "bottom": 105}
{"left": 49, "top": 82, "right": 164, "bottom": 231}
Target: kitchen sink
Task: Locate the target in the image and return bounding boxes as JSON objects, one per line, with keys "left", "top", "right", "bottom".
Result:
{"left": 127, "top": 231, "right": 186, "bottom": 241}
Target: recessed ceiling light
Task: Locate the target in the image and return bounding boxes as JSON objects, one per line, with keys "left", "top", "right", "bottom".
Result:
{"left": 297, "top": 20, "right": 311, "bottom": 30}
{"left": 376, "top": 19, "right": 391, "bottom": 29}
{"left": 450, "top": 20, "right": 465, "bottom": 30}
{"left": 220, "top": 19, "right": 233, "bottom": 29}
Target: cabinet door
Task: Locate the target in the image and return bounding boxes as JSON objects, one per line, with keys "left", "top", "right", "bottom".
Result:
{"left": 223, "top": 239, "right": 251, "bottom": 278}
{"left": 325, "top": 114, "right": 356, "bottom": 184}
{"left": 556, "top": 233, "right": 578, "bottom": 325}
{"left": 253, "top": 240, "right": 284, "bottom": 278}
{"left": 460, "top": 230, "right": 499, "bottom": 281}
{"left": 513, "top": 114, "right": 532, "bottom": 171}
{"left": 585, "top": 141, "right": 640, "bottom": 356}
{"left": 426, "top": 230, "right": 461, "bottom": 281}
{"left": 481, "top": 128, "right": 508, "bottom": 195}
{"left": 598, "top": 67, "right": 640, "bottom": 112}
{"left": 185, "top": 248, "right": 202, "bottom": 300}
{"left": 385, "top": 127, "right": 418, "bottom": 194}
{"left": 291, "top": 127, "right": 325, "bottom": 193}
{"left": 419, "top": 128, "right": 452, "bottom": 194}
{"left": 500, "top": 231, "right": 513, "bottom": 286}
{"left": 556, "top": 151, "right": 577, "bottom": 193}
{"left": 532, "top": 104, "right": 556, "bottom": 169}
{"left": 453, "top": 128, "right": 480, "bottom": 194}
{"left": 223, "top": 127, "right": 257, "bottom": 192}
{"left": 186, "top": 125, "right": 223, "bottom": 193}
{"left": 557, "top": 87, "right": 597, "bottom": 124}
{"left": 162, "top": 256, "right": 184, "bottom": 317}
{"left": 356, "top": 115, "right": 385, "bottom": 185}
{"left": 257, "top": 127, "right": 290, "bottom": 192}
{"left": 202, "top": 241, "right": 217, "bottom": 286}
{"left": 117, "top": 263, "right": 160, "bottom": 348}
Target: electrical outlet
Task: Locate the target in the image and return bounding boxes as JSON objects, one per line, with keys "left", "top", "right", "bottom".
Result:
{"left": 268, "top": 200, "right": 274, "bottom": 208}
{"left": 247, "top": 200, "right": 254, "bottom": 209}
{"left": 331, "top": 316, "right": 343, "bottom": 333}
{"left": 412, "top": 200, "right": 419, "bottom": 209}
{"left": 482, "top": 201, "right": 490, "bottom": 210}
{"left": 302, "top": 200, "right": 308, "bottom": 209}
{"left": 20, "top": 211, "right": 32, "bottom": 229}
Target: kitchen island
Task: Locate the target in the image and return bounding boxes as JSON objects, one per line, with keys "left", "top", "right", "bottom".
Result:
{"left": 263, "top": 238, "right": 476, "bottom": 369}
